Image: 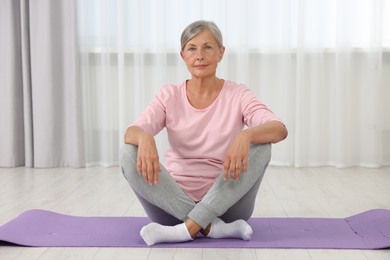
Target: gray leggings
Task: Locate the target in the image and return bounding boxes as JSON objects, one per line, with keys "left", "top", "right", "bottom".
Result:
{"left": 119, "top": 143, "right": 271, "bottom": 229}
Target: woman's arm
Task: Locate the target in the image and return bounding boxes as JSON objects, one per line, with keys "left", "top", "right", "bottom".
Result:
{"left": 124, "top": 126, "right": 161, "bottom": 185}
{"left": 124, "top": 125, "right": 146, "bottom": 145}
{"left": 242, "top": 120, "right": 288, "bottom": 144}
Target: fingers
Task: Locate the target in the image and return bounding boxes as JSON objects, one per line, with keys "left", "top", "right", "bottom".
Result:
{"left": 230, "top": 160, "right": 241, "bottom": 180}
{"left": 137, "top": 154, "right": 160, "bottom": 185}
{"left": 223, "top": 161, "right": 229, "bottom": 180}
{"left": 140, "top": 160, "right": 160, "bottom": 185}
{"left": 223, "top": 155, "right": 248, "bottom": 181}
{"left": 153, "top": 160, "right": 160, "bottom": 184}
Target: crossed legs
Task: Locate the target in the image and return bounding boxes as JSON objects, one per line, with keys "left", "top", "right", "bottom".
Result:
{"left": 119, "top": 143, "right": 271, "bottom": 245}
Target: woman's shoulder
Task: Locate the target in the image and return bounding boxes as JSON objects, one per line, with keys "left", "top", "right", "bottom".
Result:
{"left": 157, "top": 81, "right": 186, "bottom": 99}
{"left": 160, "top": 81, "right": 185, "bottom": 91}
{"left": 223, "top": 80, "right": 251, "bottom": 95}
{"left": 222, "top": 80, "right": 260, "bottom": 105}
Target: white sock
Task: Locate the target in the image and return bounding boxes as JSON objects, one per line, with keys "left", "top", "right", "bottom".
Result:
{"left": 207, "top": 218, "right": 253, "bottom": 240}
{"left": 140, "top": 222, "right": 193, "bottom": 246}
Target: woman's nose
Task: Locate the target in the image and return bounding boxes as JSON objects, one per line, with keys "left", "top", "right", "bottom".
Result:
{"left": 196, "top": 50, "right": 205, "bottom": 61}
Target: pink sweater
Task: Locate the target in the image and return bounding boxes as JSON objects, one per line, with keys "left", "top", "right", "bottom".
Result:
{"left": 131, "top": 80, "right": 282, "bottom": 201}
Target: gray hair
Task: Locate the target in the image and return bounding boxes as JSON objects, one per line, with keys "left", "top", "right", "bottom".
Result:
{"left": 180, "top": 20, "right": 224, "bottom": 51}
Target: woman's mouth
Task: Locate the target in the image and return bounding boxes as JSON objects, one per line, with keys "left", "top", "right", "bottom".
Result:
{"left": 194, "top": 64, "right": 207, "bottom": 69}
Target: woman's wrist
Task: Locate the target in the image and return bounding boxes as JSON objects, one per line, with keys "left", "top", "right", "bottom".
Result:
{"left": 239, "top": 130, "right": 253, "bottom": 144}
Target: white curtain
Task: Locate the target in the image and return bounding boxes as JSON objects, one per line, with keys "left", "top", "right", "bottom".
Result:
{"left": 76, "top": 0, "right": 390, "bottom": 168}
{"left": 1, "top": 0, "right": 388, "bottom": 168}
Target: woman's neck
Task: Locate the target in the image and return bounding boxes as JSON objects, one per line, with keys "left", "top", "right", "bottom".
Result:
{"left": 187, "top": 76, "right": 223, "bottom": 96}
{"left": 185, "top": 76, "right": 224, "bottom": 109}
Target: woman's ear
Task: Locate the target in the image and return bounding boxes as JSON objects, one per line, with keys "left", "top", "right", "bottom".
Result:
{"left": 219, "top": 46, "right": 225, "bottom": 61}
{"left": 180, "top": 51, "right": 185, "bottom": 60}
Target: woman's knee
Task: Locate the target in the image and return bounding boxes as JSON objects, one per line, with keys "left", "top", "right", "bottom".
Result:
{"left": 119, "top": 144, "right": 138, "bottom": 165}
{"left": 119, "top": 144, "right": 138, "bottom": 180}
{"left": 249, "top": 143, "right": 271, "bottom": 164}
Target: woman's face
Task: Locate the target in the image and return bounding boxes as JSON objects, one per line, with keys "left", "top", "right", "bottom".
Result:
{"left": 181, "top": 30, "right": 225, "bottom": 79}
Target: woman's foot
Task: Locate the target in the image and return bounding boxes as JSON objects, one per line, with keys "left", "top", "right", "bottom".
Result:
{"left": 207, "top": 218, "right": 253, "bottom": 240}
{"left": 140, "top": 222, "right": 193, "bottom": 246}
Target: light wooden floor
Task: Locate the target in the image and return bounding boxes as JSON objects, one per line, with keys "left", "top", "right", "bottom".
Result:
{"left": 0, "top": 166, "right": 389, "bottom": 260}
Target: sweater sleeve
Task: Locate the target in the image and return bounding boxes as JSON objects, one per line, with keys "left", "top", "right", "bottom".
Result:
{"left": 240, "top": 86, "right": 282, "bottom": 127}
{"left": 130, "top": 87, "right": 167, "bottom": 136}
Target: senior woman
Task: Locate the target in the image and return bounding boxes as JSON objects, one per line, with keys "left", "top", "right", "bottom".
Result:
{"left": 119, "top": 20, "right": 287, "bottom": 246}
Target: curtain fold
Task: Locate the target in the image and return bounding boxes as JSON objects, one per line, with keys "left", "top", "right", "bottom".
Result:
{"left": 0, "top": 0, "right": 84, "bottom": 167}
{"left": 0, "top": 0, "right": 25, "bottom": 166}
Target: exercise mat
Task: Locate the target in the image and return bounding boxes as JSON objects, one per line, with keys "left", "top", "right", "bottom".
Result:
{"left": 0, "top": 209, "right": 389, "bottom": 249}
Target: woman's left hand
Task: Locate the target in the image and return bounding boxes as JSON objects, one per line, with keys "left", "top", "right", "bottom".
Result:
{"left": 223, "top": 131, "right": 252, "bottom": 181}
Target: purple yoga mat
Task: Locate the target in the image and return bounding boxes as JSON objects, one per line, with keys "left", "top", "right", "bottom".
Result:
{"left": 0, "top": 209, "right": 389, "bottom": 249}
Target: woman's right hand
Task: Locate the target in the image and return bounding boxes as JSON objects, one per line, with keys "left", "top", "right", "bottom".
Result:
{"left": 137, "top": 132, "right": 161, "bottom": 185}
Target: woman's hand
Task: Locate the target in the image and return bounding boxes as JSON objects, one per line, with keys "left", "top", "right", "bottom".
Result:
{"left": 223, "top": 131, "right": 252, "bottom": 181}
{"left": 137, "top": 132, "right": 161, "bottom": 185}
{"left": 222, "top": 121, "right": 287, "bottom": 180}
